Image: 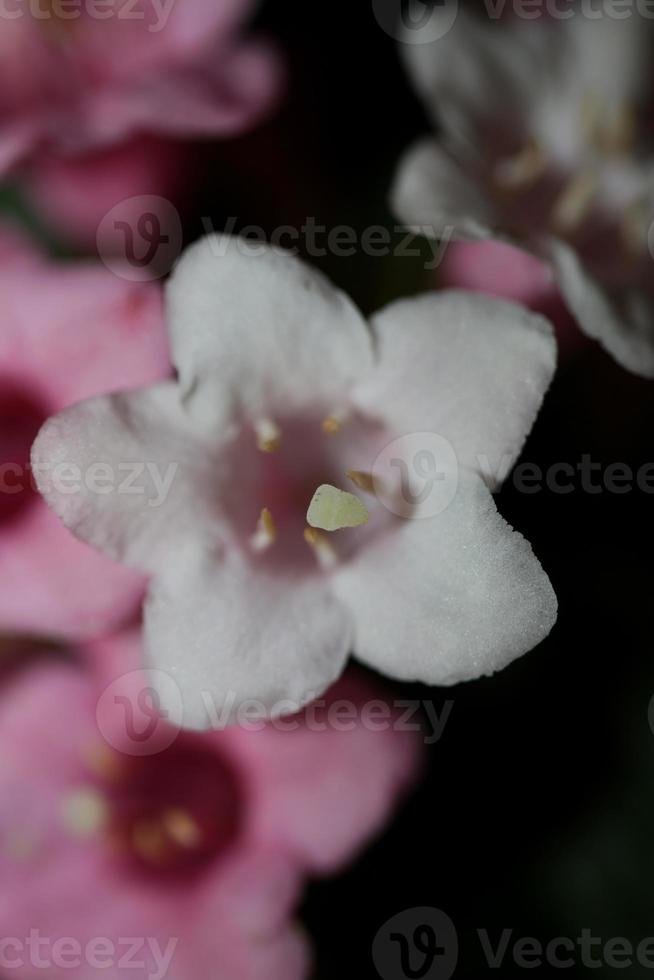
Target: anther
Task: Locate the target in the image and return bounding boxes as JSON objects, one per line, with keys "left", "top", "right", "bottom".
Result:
{"left": 255, "top": 418, "right": 281, "bottom": 453}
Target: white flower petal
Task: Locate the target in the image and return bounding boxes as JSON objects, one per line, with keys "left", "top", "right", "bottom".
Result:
{"left": 32, "top": 382, "right": 226, "bottom": 572}
{"left": 392, "top": 139, "right": 498, "bottom": 241}
{"left": 332, "top": 474, "right": 556, "bottom": 686}
{"left": 144, "top": 553, "right": 353, "bottom": 729}
{"left": 402, "top": 4, "right": 544, "bottom": 138}
{"left": 549, "top": 239, "right": 654, "bottom": 378}
{"left": 350, "top": 290, "right": 556, "bottom": 485}
{"left": 166, "top": 234, "right": 374, "bottom": 424}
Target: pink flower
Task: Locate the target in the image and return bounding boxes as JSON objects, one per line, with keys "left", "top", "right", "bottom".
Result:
{"left": 34, "top": 234, "right": 558, "bottom": 727}
{"left": 393, "top": 5, "right": 654, "bottom": 376}
{"left": 0, "top": 230, "right": 170, "bottom": 639}
{"left": 0, "top": 0, "right": 282, "bottom": 173}
{"left": 24, "top": 136, "right": 189, "bottom": 248}
{"left": 0, "top": 630, "right": 420, "bottom": 980}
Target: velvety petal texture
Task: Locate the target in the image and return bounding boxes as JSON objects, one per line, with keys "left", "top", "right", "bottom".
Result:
{"left": 351, "top": 290, "right": 556, "bottom": 485}
{"left": 34, "top": 237, "right": 557, "bottom": 715}
{"left": 166, "top": 234, "right": 374, "bottom": 423}
{"left": 333, "top": 474, "right": 557, "bottom": 686}
{"left": 144, "top": 552, "right": 353, "bottom": 730}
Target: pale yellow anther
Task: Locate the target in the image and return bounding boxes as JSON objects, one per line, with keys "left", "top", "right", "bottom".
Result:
{"left": 303, "top": 526, "right": 338, "bottom": 569}
{"left": 255, "top": 418, "right": 281, "bottom": 453}
{"left": 322, "top": 416, "right": 343, "bottom": 435}
{"left": 61, "top": 788, "right": 108, "bottom": 838}
{"left": 307, "top": 484, "right": 369, "bottom": 532}
{"left": 162, "top": 809, "right": 202, "bottom": 849}
{"left": 346, "top": 470, "right": 376, "bottom": 494}
{"left": 251, "top": 507, "right": 277, "bottom": 553}
{"left": 494, "top": 139, "right": 546, "bottom": 190}
{"left": 552, "top": 170, "right": 597, "bottom": 233}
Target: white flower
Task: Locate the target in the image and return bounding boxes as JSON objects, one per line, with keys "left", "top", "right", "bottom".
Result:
{"left": 33, "top": 235, "right": 557, "bottom": 728}
{"left": 393, "top": 5, "right": 654, "bottom": 377}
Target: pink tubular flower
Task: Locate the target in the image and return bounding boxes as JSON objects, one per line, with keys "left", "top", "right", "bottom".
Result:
{"left": 0, "top": 231, "right": 171, "bottom": 639}
{"left": 33, "top": 235, "right": 558, "bottom": 727}
{"left": 0, "top": 0, "right": 282, "bottom": 173}
{"left": 393, "top": 5, "right": 654, "bottom": 377}
{"left": 24, "top": 136, "right": 189, "bottom": 248}
{"left": 0, "top": 630, "right": 420, "bottom": 980}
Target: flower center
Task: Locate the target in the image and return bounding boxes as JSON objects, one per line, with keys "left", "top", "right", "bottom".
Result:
{"left": 222, "top": 411, "right": 386, "bottom": 573}
{"left": 492, "top": 94, "right": 650, "bottom": 254}
{"left": 62, "top": 735, "right": 243, "bottom": 880}
{"left": 0, "top": 382, "right": 47, "bottom": 525}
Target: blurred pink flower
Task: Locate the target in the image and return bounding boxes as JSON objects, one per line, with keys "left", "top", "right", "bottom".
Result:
{"left": 0, "top": 630, "right": 420, "bottom": 980}
{"left": 0, "top": 0, "right": 282, "bottom": 173}
{"left": 25, "top": 136, "right": 189, "bottom": 248}
{"left": 0, "top": 230, "right": 170, "bottom": 639}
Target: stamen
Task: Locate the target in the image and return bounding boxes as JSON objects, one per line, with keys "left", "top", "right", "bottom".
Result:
{"left": 621, "top": 197, "right": 650, "bottom": 255}
{"left": 255, "top": 418, "right": 281, "bottom": 453}
{"left": 552, "top": 170, "right": 597, "bottom": 233}
{"left": 131, "top": 820, "right": 168, "bottom": 865}
{"left": 346, "top": 470, "right": 376, "bottom": 494}
{"left": 307, "top": 483, "right": 369, "bottom": 531}
{"left": 61, "top": 788, "right": 108, "bottom": 838}
{"left": 84, "top": 742, "right": 123, "bottom": 781}
{"left": 162, "top": 809, "right": 202, "bottom": 849}
{"left": 322, "top": 410, "right": 348, "bottom": 435}
{"left": 494, "top": 139, "right": 546, "bottom": 189}
{"left": 250, "top": 507, "right": 277, "bottom": 553}
{"left": 303, "top": 527, "right": 338, "bottom": 570}
{"left": 600, "top": 103, "right": 636, "bottom": 156}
